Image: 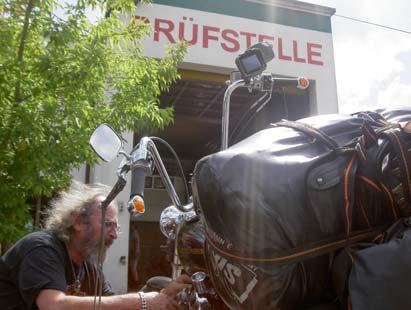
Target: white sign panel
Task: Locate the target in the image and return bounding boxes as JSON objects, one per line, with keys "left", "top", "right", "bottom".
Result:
{"left": 136, "top": 3, "right": 338, "bottom": 113}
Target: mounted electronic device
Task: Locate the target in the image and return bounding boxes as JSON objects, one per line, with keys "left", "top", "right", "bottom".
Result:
{"left": 235, "top": 41, "right": 275, "bottom": 80}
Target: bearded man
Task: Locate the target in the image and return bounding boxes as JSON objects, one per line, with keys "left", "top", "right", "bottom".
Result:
{"left": 0, "top": 182, "right": 190, "bottom": 309}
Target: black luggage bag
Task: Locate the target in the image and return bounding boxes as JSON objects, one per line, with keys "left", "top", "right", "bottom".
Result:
{"left": 192, "top": 107, "right": 411, "bottom": 309}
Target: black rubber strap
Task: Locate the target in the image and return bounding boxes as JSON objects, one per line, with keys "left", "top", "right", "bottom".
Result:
{"left": 380, "top": 128, "right": 411, "bottom": 205}
{"left": 361, "top": 121, "right": 378, "bottom": 147}
{"left": 354, "top": 111, "right": 388, "bottom": 124}
{"left": 273, "top": 120, "right": 339, "bottom": 151}
{"left": 206, "top": 227, "right": 384, "bottom": 266}
{"left": 344, "top": 154, "right": 359, "bottom": 238}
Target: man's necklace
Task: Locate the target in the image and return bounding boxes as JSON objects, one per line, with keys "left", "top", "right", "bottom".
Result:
{"left": 65, "top": 242, "right": 83, "bottom": 295}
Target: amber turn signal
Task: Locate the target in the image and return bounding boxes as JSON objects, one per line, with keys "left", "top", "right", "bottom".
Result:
{"left": 297, "top": 77, "right": 309, "bottom": 90}
{"left": 129, "top": 195, "right": 145, "bottom": 214}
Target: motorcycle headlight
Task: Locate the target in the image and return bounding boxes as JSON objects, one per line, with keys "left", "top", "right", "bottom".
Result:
{"left": 159, "top": 206, "right": 182, "bottom": 239}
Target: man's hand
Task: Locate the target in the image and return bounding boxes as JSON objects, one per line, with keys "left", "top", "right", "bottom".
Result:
{"left": 160, "top": 274, "right": 192, "bottom": 297}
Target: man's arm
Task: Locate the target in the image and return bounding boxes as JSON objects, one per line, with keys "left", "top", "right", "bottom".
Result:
{"left": 36, "top": 289, "right": 179, "bottom": 310}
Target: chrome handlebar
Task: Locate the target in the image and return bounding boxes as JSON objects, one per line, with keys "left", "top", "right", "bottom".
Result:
{"left": 221, "top": 74, "right": 309, "bottom": 150}
{"left": 132, "top": 137, "right": 193, "bottom": 213}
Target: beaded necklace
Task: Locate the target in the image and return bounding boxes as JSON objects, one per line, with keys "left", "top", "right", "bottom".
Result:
{"left": 65, "top": 242, "right": 83, "bottom": 296}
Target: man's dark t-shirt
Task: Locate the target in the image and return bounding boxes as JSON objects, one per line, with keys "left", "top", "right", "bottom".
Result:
{"left": 0, "top": 231, "right": 113, "bottom": 309}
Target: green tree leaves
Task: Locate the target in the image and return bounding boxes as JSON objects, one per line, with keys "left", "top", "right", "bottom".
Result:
{"left": 0, "top": 0, "right": 186, "bottom": 243}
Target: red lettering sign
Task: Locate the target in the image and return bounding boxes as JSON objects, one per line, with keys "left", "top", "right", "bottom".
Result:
{"left": 293, "top": 40, "right": 306, "bottom": 63}
{"left": 258, "top": 34, "right": 274, "bottom": 44}
{"left": 133, "top": 15, "right": 150, "bottom": 24}
{"left": 239, "top": 31, "right": 257, "bottom": 48}
{"left": 179, "top": 19, "right": 198, "bottom": 44}
{"left": 307, "top": 43, "right": 323, "bottom": 65}
{"left": 203, "top": 26, "right": 220, "bottom": 48}
{"left": 154, "top": 18, "right": 175, "bottom": 43}
{"left": 278, "top": 38, "right": 292, "bottom": 61}
{"left": 141, "top": 15, "right": 325, "bottom": 66}
{"left": 221, "top": 29, "right": 240, "bottom": 52}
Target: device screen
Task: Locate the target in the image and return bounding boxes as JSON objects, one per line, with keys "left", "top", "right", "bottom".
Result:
{"left": 241, "top": 54, "right": 262, "bottom": 75}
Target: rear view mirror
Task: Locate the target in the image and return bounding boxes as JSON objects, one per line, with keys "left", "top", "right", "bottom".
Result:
{"left": 89, "top": 124, "right": 122, "bottom": 162}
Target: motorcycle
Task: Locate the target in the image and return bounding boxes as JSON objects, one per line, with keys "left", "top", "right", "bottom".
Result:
{"left": 89, "top": 42, "right": 311, "bottom": 309}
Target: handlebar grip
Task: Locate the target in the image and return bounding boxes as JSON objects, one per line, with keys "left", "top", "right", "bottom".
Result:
{"left": 131, "top": 165, "right": 149, "bottom": 198}
{"left": 128, "top": 165, "right": 149, "bottom": 216}
{"left": 274, "top": 77, "right": 309, "bottom": 90}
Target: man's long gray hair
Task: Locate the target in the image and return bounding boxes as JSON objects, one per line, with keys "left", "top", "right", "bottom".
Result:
{"left": 44, "top": 181, "right": 113, "bottom": 242}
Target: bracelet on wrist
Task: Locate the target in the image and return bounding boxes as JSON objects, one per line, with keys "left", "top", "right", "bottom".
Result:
{"left": 137, "top": 292, "right": 148, "bottom": 310}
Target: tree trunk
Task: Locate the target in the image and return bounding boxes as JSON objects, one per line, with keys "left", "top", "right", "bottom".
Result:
{"left": 34, "top": 196, "right": 41, "bottom": 228}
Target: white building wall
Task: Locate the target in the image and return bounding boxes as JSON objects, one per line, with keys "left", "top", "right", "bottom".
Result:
{"left": 70, "top": 165, "right": 86, "bottom": 183}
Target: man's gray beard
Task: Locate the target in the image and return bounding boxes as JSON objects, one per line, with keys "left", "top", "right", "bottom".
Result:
{"left": 78, "top": 235, "right": 109, "bottom": 264}
{"left": 87, "top": 246, "right": 107, "bottom": 264}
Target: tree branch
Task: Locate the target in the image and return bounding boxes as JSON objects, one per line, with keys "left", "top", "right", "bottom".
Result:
{"left": 14, "top": 0, "right": 35, "bottom": 103}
